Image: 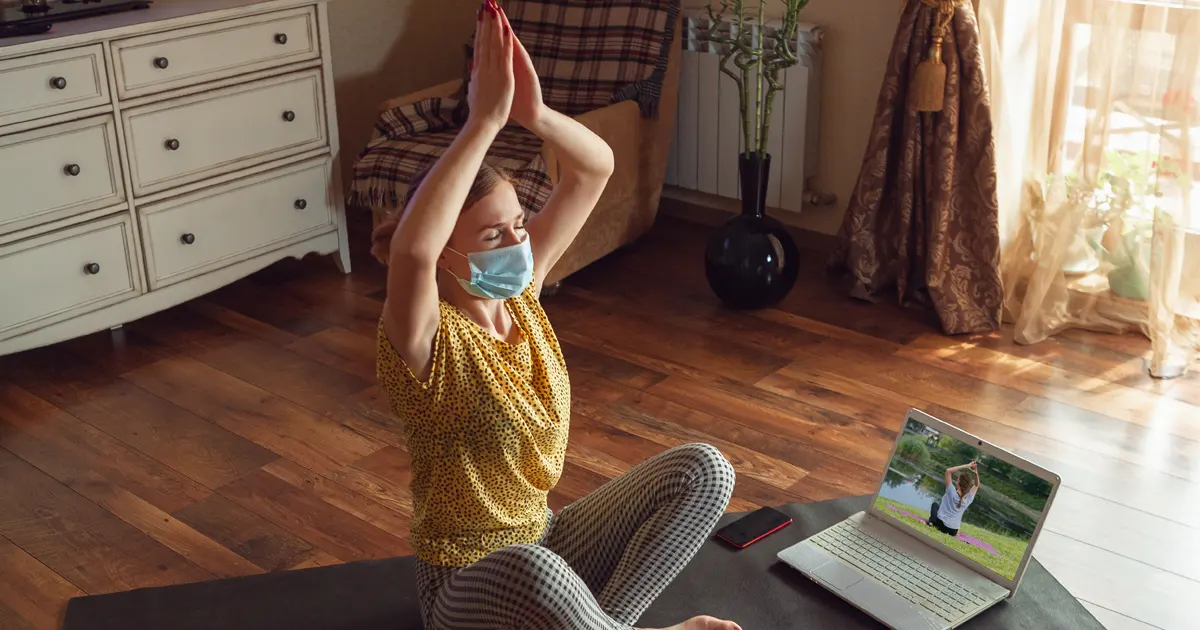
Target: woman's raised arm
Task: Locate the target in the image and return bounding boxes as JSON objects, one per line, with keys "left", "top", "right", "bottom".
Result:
{"left": 382, "top": 7, "right": 514, "bottom": 377}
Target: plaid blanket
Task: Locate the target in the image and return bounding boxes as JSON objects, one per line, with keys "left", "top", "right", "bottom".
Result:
{"left": 349, "top": 0, "right": 680, "bottom": 211}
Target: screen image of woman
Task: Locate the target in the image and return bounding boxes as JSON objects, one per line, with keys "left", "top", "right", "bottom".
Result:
{"left": 928, "top": 462, "right": 980, "bottom": 537}
{"left": 874, "top": 418, "right": 1053, "bottom": 580}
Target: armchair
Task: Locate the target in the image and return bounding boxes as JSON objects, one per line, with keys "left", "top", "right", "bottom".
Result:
{"left": 351, "top": 0, "right": 682, "bottom": 287}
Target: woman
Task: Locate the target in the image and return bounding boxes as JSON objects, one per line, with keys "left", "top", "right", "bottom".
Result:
{"left": 928, "top": 461, "right": 980, "bottom": 537}
{"left": 372, "top": 4, "right": 739, "bottom": 629}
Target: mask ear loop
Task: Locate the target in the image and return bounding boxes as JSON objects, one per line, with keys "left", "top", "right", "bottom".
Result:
{"left": 440, "top": 247, "right": 472, "bottom": 283}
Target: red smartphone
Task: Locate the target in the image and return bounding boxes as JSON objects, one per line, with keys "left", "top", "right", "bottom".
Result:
{"left": 714, "top": 506, "right": 793, "bottom": 549}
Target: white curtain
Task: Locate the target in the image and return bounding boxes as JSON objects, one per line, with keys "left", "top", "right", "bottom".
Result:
{"left": 979, "top": 0, "right": 1200, "bottom": 378}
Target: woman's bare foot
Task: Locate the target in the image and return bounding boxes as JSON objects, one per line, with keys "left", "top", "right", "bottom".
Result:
{"left": 644, "top": 615, "right": 742, "bottom": 630}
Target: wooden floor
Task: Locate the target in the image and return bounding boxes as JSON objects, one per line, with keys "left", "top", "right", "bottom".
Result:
{"left": 0, "top": 213, "right": 1193, "bottom": 630}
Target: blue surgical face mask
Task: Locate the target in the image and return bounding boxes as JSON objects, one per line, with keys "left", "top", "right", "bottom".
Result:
{"left": 445, "top": 238, "right": 534, "bottom": 300}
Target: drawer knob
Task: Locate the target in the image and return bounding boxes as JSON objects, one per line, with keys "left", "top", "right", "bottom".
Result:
{"left": 294, "top": 198, "right": 307, "bottom": 210}
{"left": 154, "top": 57, "right": 169, "bottom": 69}
{"left": 181, "top": 233, "right": 196, "bottom": 245}
{"left": 64, "top": 164, "right": 81, "bottom": 177}
{"left": 275, "top": 33, "right": 288, "bottom": 45}
{"left": 165, "top": 138, "right": 180, "bottom": 151}
{"left": 84, "top": 263, "right": 101, "bottom": 275}
{"left": 282, "top": 110, "right": 296, "bottom": 122}
{"left": 49, "top": 76, "right": 67, "bottom": 90}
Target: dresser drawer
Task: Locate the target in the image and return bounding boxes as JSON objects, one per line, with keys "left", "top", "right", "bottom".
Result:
{"left": 140, "top": 159, "right": 334, "bottom": 288}
{"left": 0, "top": 215, "right": 140, "bottom": 340}
{"left": 111, "top": 7, "right": 319, "bottom": 99}
{"left": 123, "top": 70, "right": 326, "bottom": 196}
{"left": 0, "top": 45, "right": 110, "bottom": 128}
{"left": 0, "top": 116, "right": 124, "bottom": 236}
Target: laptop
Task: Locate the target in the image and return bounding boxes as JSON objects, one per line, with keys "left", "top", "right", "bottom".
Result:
{"left": 778, "top": 408, "right": 1061, "bottom": 630}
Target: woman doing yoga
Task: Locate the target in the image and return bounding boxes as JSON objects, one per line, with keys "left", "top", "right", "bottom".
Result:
{"left": 373, "top": 3, "right": 738, "bottom": 629}
{"left": 928, "top": 461, "right": 980, "bottom": 537}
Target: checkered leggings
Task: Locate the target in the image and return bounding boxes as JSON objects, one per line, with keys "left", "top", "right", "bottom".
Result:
{"left": 414, "top": 443, "right": 736, "bottom": 629}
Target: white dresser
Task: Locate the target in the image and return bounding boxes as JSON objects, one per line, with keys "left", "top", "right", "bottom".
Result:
{"left": 0, "top": 0, "right": 350, "bottom": 356}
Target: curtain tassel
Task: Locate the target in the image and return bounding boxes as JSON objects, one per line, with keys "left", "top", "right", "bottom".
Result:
{"left": 911, "top": 0, "right": 964, "bottom": 112}
{"left": 912, "top": 36, "right": 947, "bottom": 112}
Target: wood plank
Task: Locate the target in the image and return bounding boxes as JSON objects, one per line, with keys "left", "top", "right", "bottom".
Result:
{"left": 755, "top": 363, "right": 918, "bottom": 431}
{"left": 123, "top": 356, "right": 384, "bottom": 477}
{"left": 648, "top": 375, "right": 896, "bottom": 468}
{"left": 14, "top": 364, "right": 278, "bottom": 490}
{"left": 172, "top": 493, "right": 316, "bottom": 572}
{"left": 788, "top": 341, "right": 1031, "bottom": 423}
{"left": 134, "top": 312, "right": 373, "bottom": 418}
{"left": 287, "top": 549, "right": 343, "bottom": 570}
{"left": 0, "top": 383, "right": 210, "bottom": 513}
{"left": 69, "top": 471, "right": 263, "bottom": 578}
{"left": 897, "top": 334, "right": 1200, "bottom": 441}
{"left": 0, "top": 448, "right": 210, "bottom": 594}
{"left": 203, "top": 281, "right": 332, "bottom": 339}
{"left": 327, "top": 446, "right": 414, "bottom": 517}
{"left": 1004, "top": 397, "right": 1200, "bottom": 482}
{"left": 559, "top": 341, "right": 667, "bottom": 391}
{"left": 615, "top": 388, "right": 882, "bottom": 492}
{"left": 0, "top": 602, "right": 36, "bottom": 630}
{"left": 548, "top": 460, "right": 611, "bottom": 511}
{"left": 262, "top": 458, "right": 412, "bottom": 543}
{"left": 1035, "top": 530, "right": 1198, "bottom": 630}
{"left": 559, "top": 285, "right": 828, "bottom": 358}
{"left": 285, "top": 326, "right": 378, "bottom": 382}
{"left": 0, "top": 535, "right": 82, "bottom": 630}
{"left": 58, "top": 326, "right": 176, "bottom": 376}
{"left": 185, "top": 299, "right": 300, "bottom": 346}
{"left": 278, "top": 276, "right": 386, "bottom": 339}
{"left": 584, "top": 395, "right": 808, "bottom": 490}
{"left": 1044, "top": 486, "right": 1200, "bottom": 583}
{"left": 320, "top": 386, "right": 406, "bottom": 449}
{"left": 552, "top": 301, "right": 791, "bottom": 385}
{"left": 218, "top": 468, "right": 408, "bottom": 562}
{"left": 1081, "top": 601, "right": 1161, "bottom": 630}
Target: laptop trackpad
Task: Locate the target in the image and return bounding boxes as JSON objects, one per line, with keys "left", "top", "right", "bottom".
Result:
{"left": 812, "top": 559, "right": 864, "bottom": 591}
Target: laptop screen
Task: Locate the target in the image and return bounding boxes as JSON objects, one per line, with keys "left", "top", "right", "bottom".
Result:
{"left": 875, "top": 416, "right": 1053, "bottom": 581}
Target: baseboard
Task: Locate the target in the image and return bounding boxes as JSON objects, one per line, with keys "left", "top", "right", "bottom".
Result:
{"left": 658, "top": 186, "right": 839, "bottom": 254}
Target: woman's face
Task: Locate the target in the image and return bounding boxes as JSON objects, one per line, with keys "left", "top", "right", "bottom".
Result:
{"left": 441, "top": 181, "right": 528, "bottom": 272}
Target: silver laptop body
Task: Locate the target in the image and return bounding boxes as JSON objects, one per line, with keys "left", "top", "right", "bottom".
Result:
{"left": 778, "top": 409, "right": 1062, "bottom": 630}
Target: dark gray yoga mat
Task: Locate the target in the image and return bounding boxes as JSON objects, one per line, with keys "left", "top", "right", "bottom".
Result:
{"left": 63, "top": 496, "right": 1101, "bottom": 630}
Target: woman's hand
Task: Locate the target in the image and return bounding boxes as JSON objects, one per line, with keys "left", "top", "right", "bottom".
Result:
{"left": 498, "top": 8, "right": 545, "bottom": 130}
{"left": 467, "top": 3, "right": 514, "bottom": 132}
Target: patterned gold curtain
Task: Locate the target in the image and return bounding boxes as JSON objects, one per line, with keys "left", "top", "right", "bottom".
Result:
{"left": 831, "top": 0, "right": 1003, "bottom": 336}
{"left": 980, "top": 0, "right": 1200, "bottom": 378}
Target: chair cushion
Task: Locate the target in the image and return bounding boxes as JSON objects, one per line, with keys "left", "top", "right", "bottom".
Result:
{"left": 348, "top": 97, "right": 551, "bottom": 213}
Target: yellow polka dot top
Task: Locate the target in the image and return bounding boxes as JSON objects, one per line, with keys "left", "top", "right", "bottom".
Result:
{"left": 376, "top": 282, "right": 570, "bottom": 567}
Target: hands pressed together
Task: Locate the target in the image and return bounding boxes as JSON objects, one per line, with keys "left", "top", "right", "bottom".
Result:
{"left": 469, "top": 0, "right": 545, "bottom": 133}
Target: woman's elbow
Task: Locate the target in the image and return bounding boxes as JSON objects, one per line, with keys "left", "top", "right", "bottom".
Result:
{"left": 596, "top": 142, "right": 615, "bottom": 178}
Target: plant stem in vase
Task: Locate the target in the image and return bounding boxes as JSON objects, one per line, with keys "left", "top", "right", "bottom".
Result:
{"left": 701, "top": 0, "right": 808, "bottom": 309}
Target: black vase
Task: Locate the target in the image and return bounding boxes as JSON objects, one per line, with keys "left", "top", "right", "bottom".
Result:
{"left": 704, "top": 153, "right": 800, "bottom": 309}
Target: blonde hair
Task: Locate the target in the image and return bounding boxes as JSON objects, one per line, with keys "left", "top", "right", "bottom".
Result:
{"left": 955, "top": 472, "right": 975, "bottom": 509}
{"left": 370, "top": 162, "right": 513, "bottom": 264}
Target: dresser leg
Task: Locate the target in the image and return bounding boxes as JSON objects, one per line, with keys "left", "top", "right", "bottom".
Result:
{"left": 335, "top": 246, "right": 352, "bottom": 274}
{"left": 333, "top": 211, "right": 350, "bottom": 272}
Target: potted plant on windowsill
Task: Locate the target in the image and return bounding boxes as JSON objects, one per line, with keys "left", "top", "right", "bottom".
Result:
{"left": 701, "top": 0, "right": 809, "bottom": 310}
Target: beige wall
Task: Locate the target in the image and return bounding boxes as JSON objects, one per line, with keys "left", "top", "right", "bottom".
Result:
{"left": 325, "top": 0, "right": 479, "bottom": 188}
{"left": 682, "top": 0, "right": 902, "bottom": 235}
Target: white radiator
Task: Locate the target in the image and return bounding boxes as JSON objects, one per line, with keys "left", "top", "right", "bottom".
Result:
{"left": 666, "top": 14, "right": 825, "bottom": 213}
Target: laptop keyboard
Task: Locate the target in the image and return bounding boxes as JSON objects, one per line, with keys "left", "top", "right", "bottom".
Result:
{"left": 810, "top": 521, "right": 992, "bottom": 622}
